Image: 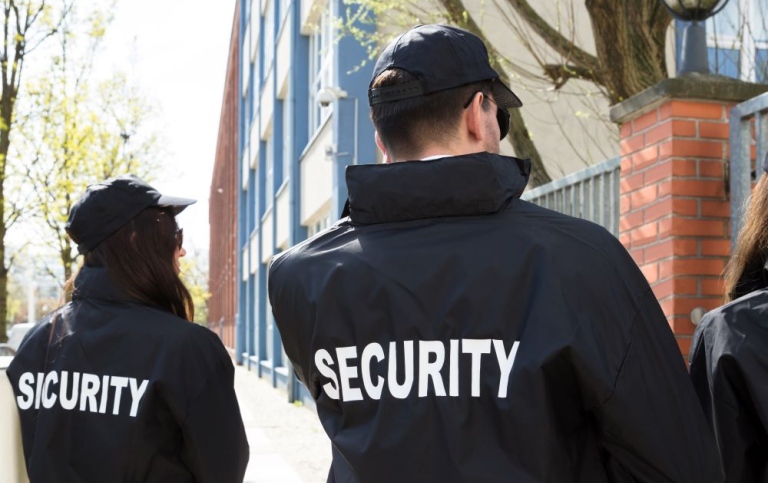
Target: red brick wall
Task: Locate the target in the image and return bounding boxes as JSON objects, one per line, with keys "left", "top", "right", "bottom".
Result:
{"left": 619, "top": 99, "right": 732, "bottom": 356}
{"left": 208, "top": 5, "right": 240, "bottom": 352}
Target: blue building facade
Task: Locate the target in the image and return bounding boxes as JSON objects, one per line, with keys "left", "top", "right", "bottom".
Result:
{"left": 235, "top": 0, "right": 376, "bottom": 400}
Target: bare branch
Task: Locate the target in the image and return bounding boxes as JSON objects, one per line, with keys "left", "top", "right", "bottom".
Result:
{"left": 542, "top": 63, "right": 602, "bottom": 89}
{"left": 434, "top": 0, "right": 551, "bottom": 184}
{"left": 498, "top": 0, "right": 600, "bottom": 73}
{"left": 6, "top": 239, "right": 31, "bottom": 270}
{"left": 9, "top": 1, "right": 24, "bottom": 92}
{"left": 25, "top": 0, "right": 48, "bottom": 28}
{"left": 2, "top": 1, "right": 10, "bottom": 89}
{"left": 26, "top": 1, "right": 74, "bottom": 55}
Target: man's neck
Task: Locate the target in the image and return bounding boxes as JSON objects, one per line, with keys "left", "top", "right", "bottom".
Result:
{"left": 420, "top": 154, "right": 452, "bottom": 161}
{"left": 390, "top": 147, "right": 461, "bottom": 163}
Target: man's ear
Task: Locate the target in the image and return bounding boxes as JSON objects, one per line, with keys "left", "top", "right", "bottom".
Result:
{"left": 466, "top": 93, "right": 497, "bottom": 148}
{"left": 464, "top": 93, "right": 484, "bottom": 142}
{"left": 375, "top": 131, "right": 390, "bottom": 164}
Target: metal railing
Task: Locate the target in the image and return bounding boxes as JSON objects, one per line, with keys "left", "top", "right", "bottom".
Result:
{"left": 730, "top": 92, "right": 768, "bottom": 245}
{"left": 522, "top": 157, "right": 621, "bottom": 236}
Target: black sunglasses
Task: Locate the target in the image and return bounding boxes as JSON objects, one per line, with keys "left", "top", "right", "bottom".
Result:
{"left": 463, "top": 91, "right": 510, "bottom": 140}
{"left": 175, "top": 228, "right": 183, "bottom": 249}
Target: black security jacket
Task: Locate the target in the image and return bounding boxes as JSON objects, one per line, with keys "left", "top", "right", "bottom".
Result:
{"left": 690, "top": 273, "right": 768, "bottom": 482}
{"left": 268, "top": 152, "right": 723, "bottom": 483}
{"left": 6, "top": 266, "right": 249, "bottom": 483}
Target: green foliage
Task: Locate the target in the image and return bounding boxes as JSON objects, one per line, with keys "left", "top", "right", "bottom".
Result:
{"left": 0, "top": 0, "right": 74, "bottom": 342}
{"left": 16, "top": 1, "right": 161, "bottom": 283}
{"left": 179, "top": 254, "right": 211, "bottom": 326}
{"left": 338, "top": 0, "right": 443, "bottom": 64}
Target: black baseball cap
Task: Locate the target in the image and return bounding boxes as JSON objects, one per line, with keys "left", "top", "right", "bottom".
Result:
{"left": 368, "top": 24, "right": 522, "bottom": 109}
{"left": 66, "top": 174, "right": 196, "bottom": 255}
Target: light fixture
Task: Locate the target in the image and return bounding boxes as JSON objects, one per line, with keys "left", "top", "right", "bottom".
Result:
{"left": 315, "top": 86, "right": 348, "bottom": 108}
{"left": 660, "top": 0, "right": 731, "bottom": 74}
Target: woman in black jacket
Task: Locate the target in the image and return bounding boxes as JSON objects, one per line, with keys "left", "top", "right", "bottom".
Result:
{"left": 690, "top": 156, "right": 768, "bottom": 482}
{"left": 6, "top": 174, "right": 249, "bottom": 483}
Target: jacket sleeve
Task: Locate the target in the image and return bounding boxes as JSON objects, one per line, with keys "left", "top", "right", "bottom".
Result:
{"left": 690, "top": 317, "right": 768, "bottom": 481}
{"left": 167, "top": 328, "right": 250, "bottom": 483}
{"left": 593, "top": 289, "right": 724, "bottom": 483}
{"left": 268, "top": 253, "right": 310, "bottom": 391}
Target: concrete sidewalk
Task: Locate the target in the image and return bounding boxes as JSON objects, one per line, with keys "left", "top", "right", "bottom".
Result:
{"left": 235, "top": 366, "right": 332, "bottom": 483}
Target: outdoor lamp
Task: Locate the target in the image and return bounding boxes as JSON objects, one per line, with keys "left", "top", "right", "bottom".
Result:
{"left": 660, "top": 0, "right": 731, "bottom": 74}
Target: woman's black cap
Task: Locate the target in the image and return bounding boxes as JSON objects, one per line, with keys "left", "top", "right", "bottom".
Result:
{"left": 66, "top": 174, "right": 196, "bottom": 255}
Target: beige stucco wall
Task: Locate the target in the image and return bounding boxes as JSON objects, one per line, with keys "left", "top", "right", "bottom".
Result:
{"left": 369, "top": 1, "right": 680, "bottom": 180}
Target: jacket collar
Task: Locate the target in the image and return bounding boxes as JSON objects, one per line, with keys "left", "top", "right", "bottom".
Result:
{"left": 344, "top": 152, "right": 531, "bottom": 224}
{"left": 72, "top": 265, "right": 135, "bottom": 304}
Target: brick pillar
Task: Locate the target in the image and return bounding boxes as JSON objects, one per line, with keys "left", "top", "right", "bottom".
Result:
{"left": 611, "top": 76, "right": 768, "bottom": 356}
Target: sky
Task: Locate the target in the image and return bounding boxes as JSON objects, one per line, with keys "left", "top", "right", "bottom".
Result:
{"left": 101, "top": 0, "right": 238, "bottom": 255}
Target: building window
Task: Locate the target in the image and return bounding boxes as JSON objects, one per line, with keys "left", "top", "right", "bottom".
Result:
{"left": 250, "top": 6, "right": 261, "bottom": 92}
{"left": 283, "top": 112, "right": 291, "bottom": 183}
{"left": 243, "top": 85, "right": 251, "bottom": 137}
{"left": 252, "top": 59, "right": 260, "bottom": 122}
{"left": 307, "top": 213, "right": 332, "bottom": 237}
{"left": 308, "top": 3, "right": 334, "bottom": 135}
{"left": 278, "top": 0, "right": 291, "bottom": 29}
{"left": 242, "top": 24, "right": 251, "bottom": 100}
{"left": 250, "top": 5, "right": 260, "bottom": 53}
{"left": 254, "top": 281, "right": 260, "bottom": 358}
{"left": 700, "top": 0, "right": 768, "bottom": 82}
{"left": 265, "top": 137, "right": 274, "bottom": 208}
{"left": 264, "top": 0, "right": 275, "bottom": 80}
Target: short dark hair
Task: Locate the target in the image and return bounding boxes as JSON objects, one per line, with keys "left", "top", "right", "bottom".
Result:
{"left": 84, "top": 207, "right": 194, "bottom": 320}
{"left": 370, "top": 68, "right": 493, "bottom": 160}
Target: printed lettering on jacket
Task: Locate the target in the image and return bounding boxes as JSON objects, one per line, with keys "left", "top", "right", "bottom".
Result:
{"left": 15, "top": 371, "right": 149, "bottom": 418}
{"left": 315, "top": 338, "right": 520, "bottom": 402}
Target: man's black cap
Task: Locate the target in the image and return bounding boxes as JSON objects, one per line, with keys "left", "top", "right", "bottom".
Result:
{"left": 368, "top": 24, "right": 522, "bottom": 109}
{"left": 66, "top": 174, "right": 196, "bottom": 255}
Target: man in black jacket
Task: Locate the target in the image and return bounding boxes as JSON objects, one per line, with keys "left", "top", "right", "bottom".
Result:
{"left": 268, "top": 24, "right": 723, "bottom": 482}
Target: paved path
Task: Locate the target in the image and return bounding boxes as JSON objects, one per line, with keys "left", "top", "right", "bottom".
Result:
{"left": 235, "top": 366, "right": 332, "bottom": 483}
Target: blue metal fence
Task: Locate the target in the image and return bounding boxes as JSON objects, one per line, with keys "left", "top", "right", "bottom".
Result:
{"left": 521, "top": 157, "right": 621, "bottom": 236}
{"left": 729, "top": 92, "right": 768, "bottom": 245}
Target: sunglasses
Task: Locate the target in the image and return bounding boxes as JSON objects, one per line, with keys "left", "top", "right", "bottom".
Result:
{"left": 463, "top": 91, "right": 511, "bottom": 140}
{"left": 175, "top": 228, "right": 183, "bottom": 249}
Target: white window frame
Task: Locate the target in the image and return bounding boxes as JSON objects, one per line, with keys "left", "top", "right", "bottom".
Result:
{"left": 307, "top": 212, "right": 332, "bottom": 238}
{"left": 252, "top": 54, "right": 261, "bottom": 120}
{"left": 308, "top": 3, "right": 335, "bottom": 135}
{"left": 706, "top": 0, "right": 768, "bottom": 82}
{"left": 264, "top": 0, "right": 275, "bottom": 81}
{"left": 265, "top": 137, "right": 274, "bottom": 208}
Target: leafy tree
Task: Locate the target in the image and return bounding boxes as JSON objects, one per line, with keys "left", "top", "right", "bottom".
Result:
{"left": 0, "top": 0, "right": 73, "bottom": 342}
{"left": 342, "top": 0, "right": 675, "bottom": 185}
{"left": 19, "top": 2, "right": 161, "bottom": 284}
{"left": 179, "top": 251, "right": 211, "bottom": 326}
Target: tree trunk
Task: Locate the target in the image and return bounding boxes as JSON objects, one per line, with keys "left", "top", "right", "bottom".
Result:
{"left": 0, "top": 86, "right": 12, "bottom": 342}
{"left": 507, "top": 109, "right": 551, "bottom": 186}
{"left": 0, "top": 223, "right": 6, "bottom": 342}
{"left": 501, "top": 0, "right": 671, "bottom": 104}
{"left": 585, "top": 0, "right": 671, "bottom": 104}
{"left": 62, "top": 237, "right": 73, "bottom": 284}
{"left": 437, "top": 0, "right": 552, "bottom": 186}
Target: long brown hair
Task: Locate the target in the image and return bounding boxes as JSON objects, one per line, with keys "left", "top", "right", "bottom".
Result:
{"left": 724, "top": 175, "right": 768, "bottom": 302}
{"left": 81, "top": 207, "right": 194, "bottom": 320}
